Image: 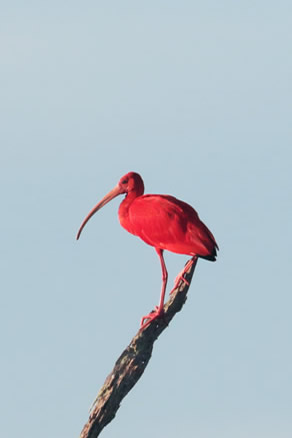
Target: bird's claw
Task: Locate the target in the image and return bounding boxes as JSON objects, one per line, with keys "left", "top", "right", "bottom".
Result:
{"left": 170, "top": 259, "right": 194, "bottom": 294}
{"left": 140, "top": 307, "right": 164, "bottom": 330}
{"left": 173, "top": 274, "right": 190, "bottom": 289}
{"left": 170, "top": 272, "right": 190, "bottom": 294}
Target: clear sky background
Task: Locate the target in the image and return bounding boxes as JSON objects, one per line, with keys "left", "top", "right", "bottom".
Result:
{"left": 1, "top": 2, "right": 291, "bottom": 437}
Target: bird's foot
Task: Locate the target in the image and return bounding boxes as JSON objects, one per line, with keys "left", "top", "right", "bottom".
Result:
{"left": 140, "top": 307, "right": 164, "bottom": 330}
{"left": 170, "top": 259, "right": 194, "bottom": 294}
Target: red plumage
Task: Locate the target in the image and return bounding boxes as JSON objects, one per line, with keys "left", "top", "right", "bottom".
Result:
{"left": 77, "top": 172, "right": 218, "bottom": 329}
{"left": 119, "top": 193, "right": 217, "bottom": 259}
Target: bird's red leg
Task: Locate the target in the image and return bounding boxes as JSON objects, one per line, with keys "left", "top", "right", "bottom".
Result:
{"left": 140, "top": 248, "right": 168, "bottom": 330}
{"left": 170, "top": 256, "right": 197, "bottom": 294}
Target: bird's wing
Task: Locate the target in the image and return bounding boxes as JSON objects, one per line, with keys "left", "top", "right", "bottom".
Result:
{"left": 125, "top": 194, "right": 218, "bottom": 258}
{"left": 127, "top": 195, "right": 198, "bottom": 250}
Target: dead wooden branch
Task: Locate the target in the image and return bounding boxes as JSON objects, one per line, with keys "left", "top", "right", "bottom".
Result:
{"left": 80, "top": 258, "right": 198, "bottom": 438}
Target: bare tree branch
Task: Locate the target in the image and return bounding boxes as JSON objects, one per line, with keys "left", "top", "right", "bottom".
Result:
{"left": 79, "top": 258, "right": 198, "bottom": 438}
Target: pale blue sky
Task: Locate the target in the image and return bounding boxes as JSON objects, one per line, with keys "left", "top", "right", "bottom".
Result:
{"left": 1, "top": 2, "right": 292, "bottom": 437}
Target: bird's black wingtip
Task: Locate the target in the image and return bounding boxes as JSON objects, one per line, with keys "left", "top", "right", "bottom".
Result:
{"left": 201, "top": 255, "right": 217, "bottom": 262}
{"left": 200, "top": 246, "right": 218, "bottom": 262}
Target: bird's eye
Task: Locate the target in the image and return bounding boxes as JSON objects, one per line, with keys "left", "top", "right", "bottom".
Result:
{"left": 122, "top": 179, "right": 128, "bottom": 184}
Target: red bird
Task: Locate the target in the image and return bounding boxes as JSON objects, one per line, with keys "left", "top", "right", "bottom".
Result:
{"left": 77, "top": 172, "right": 218, "bottom": 328}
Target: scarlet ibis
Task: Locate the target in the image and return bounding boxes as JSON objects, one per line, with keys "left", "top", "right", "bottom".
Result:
{"left": 77, "top": 172, "right": 218, "bottom": 329}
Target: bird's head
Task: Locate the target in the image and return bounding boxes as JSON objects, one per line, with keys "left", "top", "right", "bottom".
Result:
{"left": 118, "top": 172, "right": 144, "bottom": 196}
{"left": 76, "top": 171, "right": 144, "bottom": 240}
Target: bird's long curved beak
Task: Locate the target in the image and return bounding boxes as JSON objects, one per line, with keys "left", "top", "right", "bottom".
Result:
{"left": 76, "top": 185, "right": 122, "bottom": 240}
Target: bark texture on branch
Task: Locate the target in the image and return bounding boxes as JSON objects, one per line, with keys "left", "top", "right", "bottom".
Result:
{"left": 80, "top": 258, "right": 198, "bottom": 438}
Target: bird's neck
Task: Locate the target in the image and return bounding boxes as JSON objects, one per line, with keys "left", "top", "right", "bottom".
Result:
{"left": 118, "top": 191, "right": 140, "bottom": 234}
